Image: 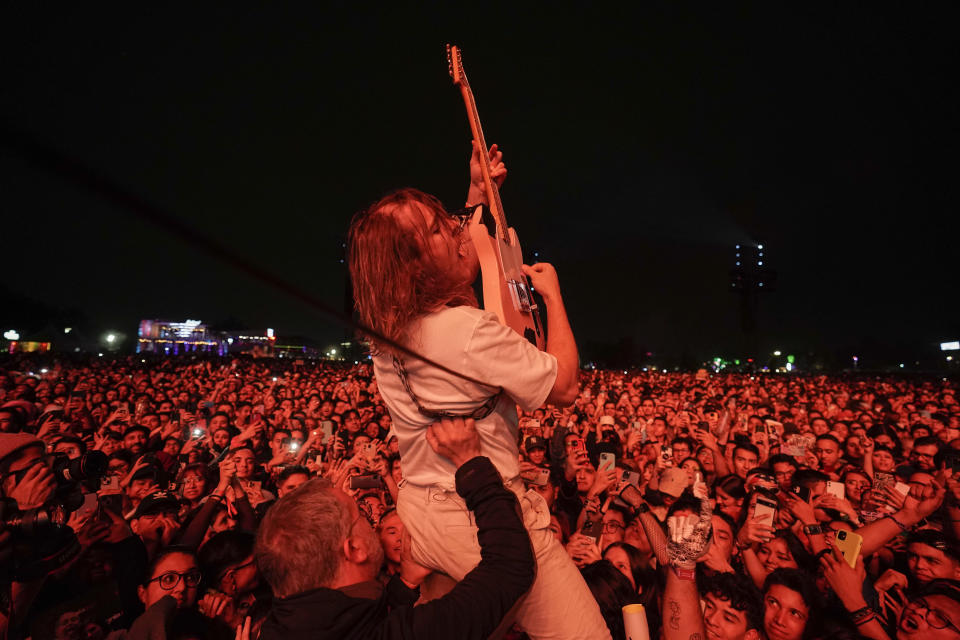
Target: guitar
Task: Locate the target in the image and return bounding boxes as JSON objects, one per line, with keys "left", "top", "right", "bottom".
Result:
{"left": 447, "top": 44, "right": 546, "bottom": 350}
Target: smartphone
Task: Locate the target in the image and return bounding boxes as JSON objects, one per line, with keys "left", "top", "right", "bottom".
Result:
{"left": 874, "top": 472, "right": 896, "bottom": 492}
{"left": 825, "top": 481, "right": 846, "bottom": 500}
{"left": 835, "top": 530, "right": 863, "bottom": 568}
{"left": 753, "top": 496, "right": 778, "bottom": 525}
{"left": 319, "top": 420, "right": 334, "bottom": 445}
{"left": 362, "top": 442, "right": 377, "bottom": 461}
{"left": 619, "top": 484, "right": 644, "bottom": 509}
{"left": 521, "top": 468, "right": 551, "bottom": 486}
{"left": 192, "top": 427, "right": 205, "bottom": 439}
{"left": 99, "top": 475, "right": 121, "bottom": 495}
{"left": 599, "top": 452, "right": 615, "bottom": 471}
{"left": 571, "top": 438, "right": 586, "bottom": 454}
{"left": 76, "top": 492, "right": 99, "bottom": 521}
{"left": 99, "top": 493, "right": 123, "bottom": 517}
{"left": 660, "top": 446, "right": 673, "bottom": 467}
{"left": 348, "top": 475, "right": 381, "bottom": 490}
{"left": 580, "top": 513, "right": 602, "bottom": 542}
{"left": 527, "top": 419, "right": 541, "bottom": 431}
{"left": 288, "top": 441, "right": 300, "bottom": 453}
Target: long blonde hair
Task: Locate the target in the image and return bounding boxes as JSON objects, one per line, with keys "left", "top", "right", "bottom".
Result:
{"left": 347, "top": 188, "right": 476, "bottom": 354}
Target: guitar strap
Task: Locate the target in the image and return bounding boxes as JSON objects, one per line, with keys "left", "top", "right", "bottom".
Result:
{"left": 392, "top": 356, "right": 502, "bottom": 420}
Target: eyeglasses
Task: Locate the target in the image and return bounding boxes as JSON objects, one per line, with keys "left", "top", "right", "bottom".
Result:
{"left": 446, "top": 204, "right": 487, "bottom": 236}
{"left": 221, "top": 558, "right": 256, "bottom": 583}
{"left": 147, "top": 570, "right": 201, "bottom": 591}
{"left": 908, "top": 598, "right": 960, "bottom": 633}
{"left": 602, "top": 521, "right": 625, "bottom": 533}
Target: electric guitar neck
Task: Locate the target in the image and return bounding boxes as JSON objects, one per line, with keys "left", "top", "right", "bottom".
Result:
{"left": 447, "top": 44, "right": 545, "bottom": 350}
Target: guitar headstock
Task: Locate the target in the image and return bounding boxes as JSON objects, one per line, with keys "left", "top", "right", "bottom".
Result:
{"left": 446, "top": 43, "right": 469, "bottom": 88}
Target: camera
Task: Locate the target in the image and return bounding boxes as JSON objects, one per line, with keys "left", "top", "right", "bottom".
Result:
{"left": 51, "top": 451, "right": 107, "bottom": 486}
{"left": 0, "top": 498, "right": 67, "bottom": 535}
{"left": 837, "top": 530, "right": 847, "bottom": 541}
{"left": 0, "top": 497, "right": 80, "bottom": 583}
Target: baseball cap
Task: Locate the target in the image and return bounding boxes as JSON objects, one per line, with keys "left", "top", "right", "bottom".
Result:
{"left": 525, "top": 436, "right": 547, "bottom": 452}
{"left": 0, "top": 433, "right": 45, "bottom": 470}
{"left": 598, "top": 416, "right": 616, "bottom": 427}
{"left": 123, "top": 425, "right": 150, "bottom": 439}
{"left": 133, "top": 491, "right": 181, "bottom": 519}
{"left": 659, "top": 468, "right": 689, "bottom": 498}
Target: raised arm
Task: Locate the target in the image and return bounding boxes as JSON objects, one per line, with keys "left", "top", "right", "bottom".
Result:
{"left": 465, "top": 141, "right": 506, "bottom": 206}
{"left": 663, "top": 481, "right": 712, "bottom": 640}
{"left": 524, "top": 263, "right": 579, "bottom": 406}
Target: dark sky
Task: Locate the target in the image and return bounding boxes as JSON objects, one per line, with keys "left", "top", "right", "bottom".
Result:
{"left": 2, "top": 5, "right": 957, "bottom": 362}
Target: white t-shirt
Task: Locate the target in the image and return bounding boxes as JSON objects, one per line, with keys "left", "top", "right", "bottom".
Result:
{"left": 373, "top": 306, "right": 557, "bottom": 489}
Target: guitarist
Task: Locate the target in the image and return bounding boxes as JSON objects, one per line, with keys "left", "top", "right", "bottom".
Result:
{"left": 347, "top": 143, "right": 609, "bottom": 639}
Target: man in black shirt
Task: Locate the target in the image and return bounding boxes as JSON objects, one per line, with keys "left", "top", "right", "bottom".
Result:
{"left": 256, "top": 417, "right": 535, "bottom": 640}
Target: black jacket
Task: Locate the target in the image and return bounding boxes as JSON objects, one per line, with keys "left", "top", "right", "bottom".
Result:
{"left": 260, "top": 456, "right": 535, "bottom": 640}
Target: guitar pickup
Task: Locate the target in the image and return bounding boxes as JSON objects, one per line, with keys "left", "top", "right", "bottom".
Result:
{"left": 508, "top": 280, "right": 537, "bottom": 313}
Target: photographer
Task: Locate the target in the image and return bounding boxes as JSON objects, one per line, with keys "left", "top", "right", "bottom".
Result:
{"left": 255, "top": 416, "right": 535, "bottom": 640}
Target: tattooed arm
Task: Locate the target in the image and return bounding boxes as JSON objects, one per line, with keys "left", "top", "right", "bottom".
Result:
{"left": 662, "top": 483, "right": 711, "bottom": 640}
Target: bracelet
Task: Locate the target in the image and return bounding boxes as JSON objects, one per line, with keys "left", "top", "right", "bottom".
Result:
{"left": 208, "top": 493, "right": 225, "bottom": 503}
{"left": 849, "top": 606, "right": 877, "bottom": 625}
{"left": 886, "top": 514, "right": 910, "bottom": 531}
{"left": 671, "top": 565, "right": 697, "bottom": 581}
{"left": 855, "top": 614, "right": 878, "bottom": 627}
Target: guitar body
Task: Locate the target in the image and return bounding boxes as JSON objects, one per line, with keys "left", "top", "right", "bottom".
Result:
{"left": 448, "top": 43, "right": 546, "bottom": 350}
{"left": 467, "top": 208, "right": 545, "bottom": 349}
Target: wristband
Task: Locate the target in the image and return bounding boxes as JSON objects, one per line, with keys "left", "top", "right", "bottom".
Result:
{"left": 671, "top": 565, "right": 696, "bottom": 581}
{"left": 886, "top": 514, "right": 910, "bottom": 531}
{"left": 849, "top": 606, "right": 876, "bottom": 625}
{"left": 802, "top": 523, "right": 824, "bottom": 536}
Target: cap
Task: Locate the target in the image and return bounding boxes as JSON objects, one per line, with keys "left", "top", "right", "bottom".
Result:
{"left": 659, "top": 467, "right": 689, "bottom": 498}
{"left": 133, "top": 491, "right": 181, "bottom": 519}
{"left": 123, "top": 425, "right": 150, "bottom": 439}
{"left": 599, "top": 416, "right": 616, "bottom": 426}
{"left": 0, "top": 433, "right": 45, "bottom": 470}
{"left": 525, "top": 436, "right": 547, "bottom": 452}
{"left": 131, "top": 464, "right": 161, "bottom": 482}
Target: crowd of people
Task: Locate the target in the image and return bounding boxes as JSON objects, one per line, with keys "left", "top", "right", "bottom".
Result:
{"left": 0, "top": 354, "right": 958, "bottom": 640}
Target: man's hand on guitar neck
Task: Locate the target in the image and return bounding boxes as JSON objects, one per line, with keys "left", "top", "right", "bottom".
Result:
{"left": 466, "top": 140, "right": 507, "bottom": 206}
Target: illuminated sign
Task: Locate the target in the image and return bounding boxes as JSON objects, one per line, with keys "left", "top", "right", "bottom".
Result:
{"left": 3, "top": 330, "right": 19, "bottom": 341}
{"left": 267, "top": 328, "right": 274, "bottom": 338}
{"left": 168, "top": 320, "right": 204, "bottom": 338}
{"left": 941, "top": 341, "right": 960, "bottom": 352}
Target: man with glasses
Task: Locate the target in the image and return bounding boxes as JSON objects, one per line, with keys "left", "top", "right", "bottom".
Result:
{"left": 909, "top": 437, "right": 942, "bottom": 473}
{"left": 347, "top": 141, "right": 607, "bottom": 640}
{"left": 898, "top": 581, "right": 960, "bottom": 640}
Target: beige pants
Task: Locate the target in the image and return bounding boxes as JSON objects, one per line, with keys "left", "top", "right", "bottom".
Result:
{"left": 398, "top": 480, "right": 612, "bottom": 640}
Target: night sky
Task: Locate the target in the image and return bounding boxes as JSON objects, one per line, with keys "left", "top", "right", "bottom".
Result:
{"left": 2, "top": 5, "right": 957, "bottom": 363}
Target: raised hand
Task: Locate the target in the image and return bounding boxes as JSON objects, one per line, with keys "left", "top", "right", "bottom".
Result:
{"left": 469, "top": 140, "right": 507, "bottom": 194}
{"left": 667, "top": 503, "right": 713, "bottom": 568}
